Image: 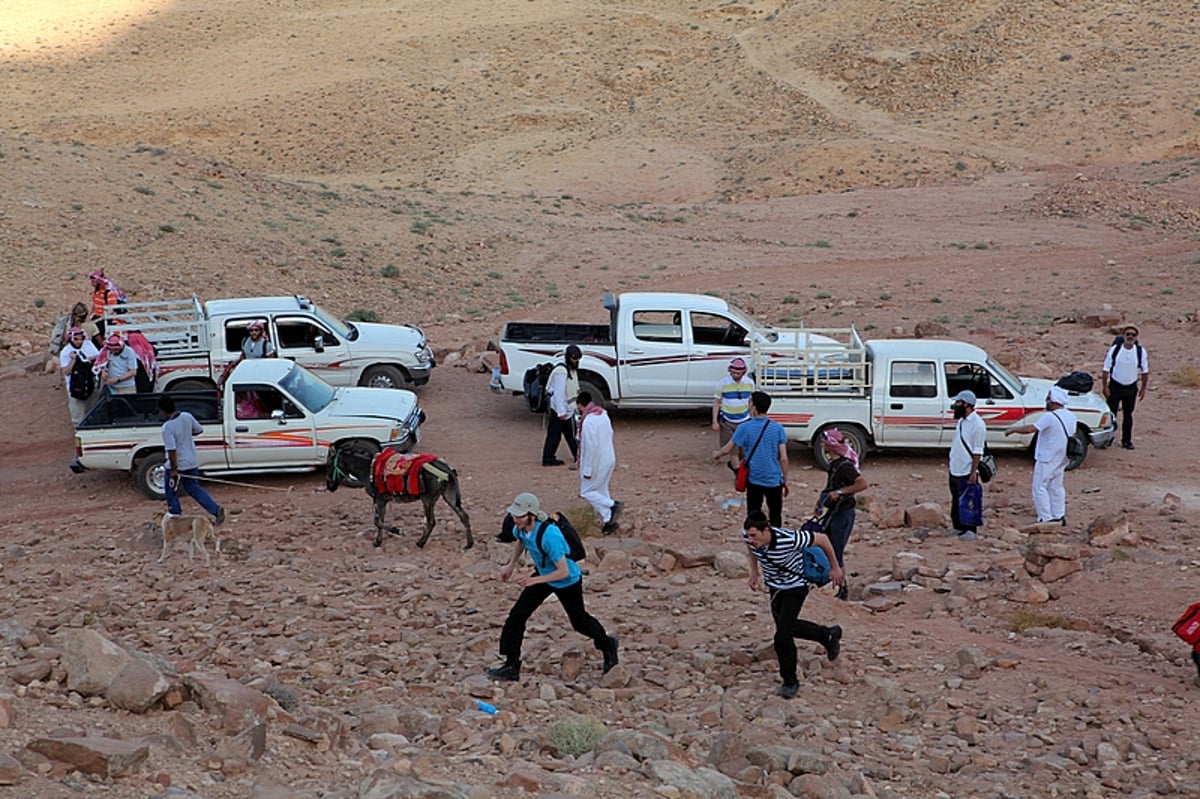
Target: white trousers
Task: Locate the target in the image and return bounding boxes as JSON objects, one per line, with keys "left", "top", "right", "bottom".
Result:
{"left": 580, "top": 463, "right": 615, "bottom": 522}
{"left": 1031, "top": 458, "right": 1067, "bottom": 521}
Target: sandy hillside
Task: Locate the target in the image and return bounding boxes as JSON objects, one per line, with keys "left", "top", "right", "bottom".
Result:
{"left": 1, "top": 1, "right": 1199, "bottom": 797}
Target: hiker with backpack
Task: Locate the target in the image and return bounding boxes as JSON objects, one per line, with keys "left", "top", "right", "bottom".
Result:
{"left": 486, "top": 492, "right": 619, "bottom": 683}
{"left": 1101, "top": 324, "right": 1149, "bottom": 450}
{"left": 541, "top": 345, "right": 582, "bottom": 466}
{"left": 60, "top": 327, "right": 101, "bottom": 425}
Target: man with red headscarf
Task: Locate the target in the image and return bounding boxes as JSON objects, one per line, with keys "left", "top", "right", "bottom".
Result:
{"left": 815, "top": 429, "right": 868, "bottom": 600}
{"left": 88, "top": 270, "right": 126, "bottom": 336}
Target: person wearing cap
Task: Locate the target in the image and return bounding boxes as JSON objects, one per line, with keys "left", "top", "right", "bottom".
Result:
{"left": 948, "top": 389, "right": 987, "bottom": 540}
{"left": 816, "top": 428, "right": 868, "bottom": 598}
{"left": 59, "top": 326, "right": 102, "bottom": 424}
{"left": 1101, "top": 323, "right": 1149, "bottom": 450}
{"left": 102, "top": 334, "right": 139, "bottom": 395}
{"left": 541, "top": 344, "right": 582, "bottom": 466}
{"left": 1005, "top": 387, "right": 1077, "bottom": 525}
{"left": 713, "top": 357, "right": 756, "bottom": 461}
{"left": 486, "top": 492, "right": 619, "bottom": 682}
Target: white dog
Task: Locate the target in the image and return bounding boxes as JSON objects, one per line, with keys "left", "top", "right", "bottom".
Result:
{"left": 157, "top": 512, "right": 220, "bottom": 563}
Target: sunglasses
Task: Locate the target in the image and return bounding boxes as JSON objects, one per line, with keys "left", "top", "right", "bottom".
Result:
{"left": 1124, "top": 333, "right": 1137, "bottom": 338}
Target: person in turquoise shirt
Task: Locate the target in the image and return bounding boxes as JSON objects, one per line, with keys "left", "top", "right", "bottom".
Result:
{"left": 487, "top": 492, "right": 619, "bottom": 682}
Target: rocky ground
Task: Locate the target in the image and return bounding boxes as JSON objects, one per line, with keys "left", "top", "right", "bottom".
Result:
{"left": 1, "top": 1, "right": 1199, "bottom": 798}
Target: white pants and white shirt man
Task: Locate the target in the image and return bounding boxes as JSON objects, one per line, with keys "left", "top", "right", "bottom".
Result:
{"left": 1007, "top": 386, "right": 1076, "bottom": 523}
{"left": 577, "top": 394, "right": 621, "bottom": 535}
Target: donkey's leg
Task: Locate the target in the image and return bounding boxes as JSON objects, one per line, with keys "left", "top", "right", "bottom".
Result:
{"left": 444, "top": 481, "right": 474, "bottom": 549}
{"left": 416, "top": 492, "right": 437, "bottom": 548}
{"left": 373, "top": 496, "right": 390, "bottom": 547}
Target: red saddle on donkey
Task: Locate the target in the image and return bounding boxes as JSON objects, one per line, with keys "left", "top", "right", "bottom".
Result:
{"left": 372, "top": 449, "right": 440, "bottom": 496}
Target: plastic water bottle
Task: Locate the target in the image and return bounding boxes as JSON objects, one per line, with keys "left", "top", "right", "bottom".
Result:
{"left": 475, "top": 699, "right": 498, "bottom": 715}
{"left": 719, "top": 497, "right": 744, "bottom": 511}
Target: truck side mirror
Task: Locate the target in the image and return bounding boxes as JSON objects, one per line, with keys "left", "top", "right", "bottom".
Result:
{"left": 312, "top": 334, "right": 325, "bottom": 353}
{"left": 271, "top": 408, "right": 285, "bottom": 424}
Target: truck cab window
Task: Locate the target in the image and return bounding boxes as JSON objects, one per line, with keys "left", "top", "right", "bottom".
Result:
{"left": 631, "top": 310, "right": 683, "bottom": 343}
{"left": 691, "top": 312, "right": 747, "bottom": 347}
{"left": 945, "top": 362, "right": 1012, "bottom": 400}
{"left": 277, "top": 318, "right": 338, "bottom": 350}
{"left": 224, "top": 320, "right": 262, "bottom": 353}
{"left": 889, "top": 361, "right": 937, "bottom": 398}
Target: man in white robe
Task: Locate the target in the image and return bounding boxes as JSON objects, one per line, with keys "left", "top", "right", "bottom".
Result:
{"left": 576, "top": 391, "right": 622, "bottom": 535}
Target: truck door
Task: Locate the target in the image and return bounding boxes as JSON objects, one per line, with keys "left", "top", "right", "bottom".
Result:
{"left": 685, "top": 311, "right": 750, "bottom": 399}
{"left": 942, "top": 360, "right": 1019, "bottom": 446}
{"left": 618, "top": 309, "right": 691, "bottom": 398}
{"left": 226, "top": 383, "right": 320, "bottom": 467}
{"left": 876, "top": 360, "right": 946, "bottom": 446}
{"left": 274, "top": 315, "right": 353, "bottom": 386}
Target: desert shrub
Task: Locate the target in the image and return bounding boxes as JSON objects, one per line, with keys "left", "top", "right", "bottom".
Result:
{"left": 346, "top": 308, "right": 380, "bottom": 323}
{"left": 380, "top": 264, "right": 401, "bottom": 278}
{"left": 1168, "top": 364, "right": 1200, "bottom": 387}
{"left": 262, "top": 681, "right": 300, "bottom": 711}
{"left": 547, "top": 715, "right": 607, "bottom": 757}
{"left": 1009, "top": 609, "right": 1071, "bottom": 633}
{"left": 564, "top": 501, "right": 601, "bottom": 540}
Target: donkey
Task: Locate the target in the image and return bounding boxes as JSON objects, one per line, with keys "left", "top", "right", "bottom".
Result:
{"left": 325, "top": 442, "right": 474, "bottom": 549}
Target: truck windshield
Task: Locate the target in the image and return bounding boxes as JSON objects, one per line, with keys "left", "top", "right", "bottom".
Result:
{"left": 310, "top": 303, "right": 359, "bottom": 342}
{"left": 279, "top": 365, "right": 336, "bottom": 412}
{"left": 986, "top": 356, "right": 1025, "bottom": 395}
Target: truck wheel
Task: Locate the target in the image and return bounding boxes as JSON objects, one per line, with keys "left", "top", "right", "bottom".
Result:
{"left": 1065, "top": 425, "right": 1089, "bottom": 471}
{"left": 136, "top": 452, "right": 167, "bottom": 501}
{"left": 361, "top": 365, "right": 408, "bottom": 390}
{"left": 578, "top": 379, "right": 606, "bottom": 409}
{"left": 169, "top": 379, "right": 213, "bottom": 393}
{"left": 811, "top": 424, "right": 867, "bottom": 471}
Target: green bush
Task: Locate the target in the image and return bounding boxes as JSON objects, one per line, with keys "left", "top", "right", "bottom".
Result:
{"left": 346, "top": 308, "right": 380, "bottom": 322}
{"left": 547, "top": 715, "right": 607, "bottom": 757}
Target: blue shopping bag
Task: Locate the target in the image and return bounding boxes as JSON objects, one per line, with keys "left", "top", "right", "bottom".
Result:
{"left": 958, "top": 482, "right": 984, "bottom": 528}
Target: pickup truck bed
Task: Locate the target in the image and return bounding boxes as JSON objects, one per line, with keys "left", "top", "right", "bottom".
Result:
{"left": 500, "top": 321, "right": 612, "bottom": 345}
{"left": 80, "top": 392, "right": 220, "bottom": 428}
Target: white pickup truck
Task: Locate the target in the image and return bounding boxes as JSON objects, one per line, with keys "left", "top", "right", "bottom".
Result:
{"left": 113, "top": 295, "right": 435, "bottom": 391}
{"left": 496, "top": 292, "right": 835, "bottom": 410}
{"left": 69, "top": 359, "right": 425, "bottom": 499}
{"left": 753, "top": 327, "right": 1116, "bottom": 469}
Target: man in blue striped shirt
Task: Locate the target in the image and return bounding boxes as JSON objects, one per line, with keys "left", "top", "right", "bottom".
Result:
{"left": 741, "top": 511, "right": 843, "bottom": 699}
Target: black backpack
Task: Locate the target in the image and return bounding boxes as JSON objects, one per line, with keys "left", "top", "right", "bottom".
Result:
{"left": 497, "top": 511, "right": 587, "bottom": 563}
{"left": 522, "top": 362, "right": 555, "bottom": 414}
{"left": 69, "top": 353, "right": 96, "bottom": 400}
{"left": 1055, "top": 371, "right": 1094, "bottom": 394}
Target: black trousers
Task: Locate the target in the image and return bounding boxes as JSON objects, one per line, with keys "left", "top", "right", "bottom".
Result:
{"left": 1106, "top": 380, "right": 1138, "bottom": 446}
{"left": 746, "top": 482, "right": 784, "bottom": 528}
{"left": 498, "top": 579, "right": 608, "bottom": 665}
{"left": 769, "top": 586, "right": 833, "bottom": 685}
{"left": 948, "top": 474, "right": 977, "bottom": 533}
{"left": 542, "top": 413, "right": 578, "bottom": 464}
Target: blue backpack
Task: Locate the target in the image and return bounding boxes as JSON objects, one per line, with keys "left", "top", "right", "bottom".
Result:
{"left": 798, "top": 518, "right": 832, "bottom": 586}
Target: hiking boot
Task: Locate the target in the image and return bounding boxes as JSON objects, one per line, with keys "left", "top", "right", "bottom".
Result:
{"left": 958, "top": 530, "right": 977, "bottom": 541}
{"left": 825, "top": 625, "right": 843, "bottom": 662}
{"left": 542, "top": 458, "right": 565, "bottom": 467}
{"left": 486, "top": 662, "right": 521, "bottom": 682}
{"left": 214, "top": 507, "right": 226, "bottom": 526}
{"left": 609, "top": 500, "right": 624, "bottom": 525}
{"left": 835, "top": 581, "right": 849, "bottom": 601}
{"left": 601, "top": 520, "right": 619, "bottom": 536}
{"left": 602, "top": 635, "right": 620, "bottom": 673}
{"left": 1122, "top": 441, "right": 1135, "bottom": 450}
{"left": 775, "top": 682, "right": 799, "bottom": 699}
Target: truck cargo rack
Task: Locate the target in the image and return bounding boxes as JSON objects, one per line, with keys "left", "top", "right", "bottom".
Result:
{"left": 751, "top": 326, "right": 870, "bottom": 397}
{"left": 108, "top": 297, "right": 208, "bottom": 359}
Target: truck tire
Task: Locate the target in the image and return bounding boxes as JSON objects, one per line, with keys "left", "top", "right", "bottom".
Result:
{"left": 360, "top": 365, "right": 408, "bottom": 390}
{"left": 136, "top": 452, "right": 167, "bottom": 501}
{"left": 1065, "top": 424, "right": 1089, "bottom": 471}
{"left": 169, "top": 379, "right": 214, "bottom": 393}
{"left": 811, "top": 424, "right": 867, "bottom": 471}
{"left": 578, "top": 378, "right": 607, "bottom": 409}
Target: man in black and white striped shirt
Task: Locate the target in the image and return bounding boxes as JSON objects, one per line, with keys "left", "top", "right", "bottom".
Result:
{"left": 742, "top": 511, "right": 843, "bottom": 699}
